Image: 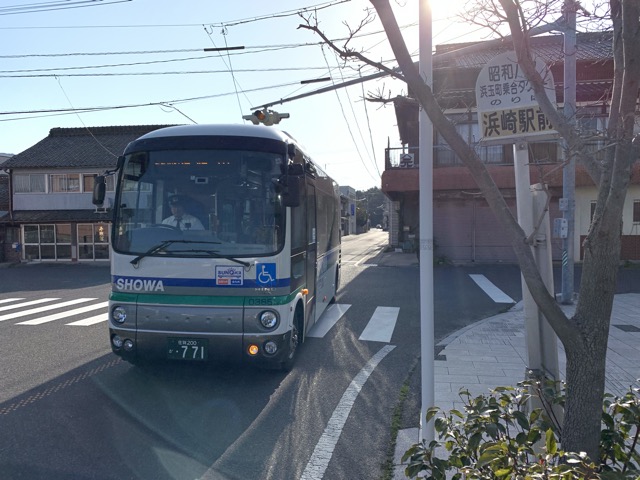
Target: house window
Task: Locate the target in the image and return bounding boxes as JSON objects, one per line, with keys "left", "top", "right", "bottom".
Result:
{"left": 83, "top": 174, "right": 114, "bottom": 193}
{"left": 50, "top": 174, "right": 80, "bottom": 193}
{"left": 78, "top": 223, "right": 110, "bottom": 260}
{"left": 13, "top": 174, "right": 46, "bottom": 193}
{"left": 22, "top": 224, "right": 71, "bottom": 261}
{"left": 633, "top": 200, "right": 640, "bottom": 224}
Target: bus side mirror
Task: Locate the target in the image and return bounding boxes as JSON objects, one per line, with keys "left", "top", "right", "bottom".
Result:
{"left": 93, "top": 175, "right": 106, "bottom": 206}
{"left": 281, "top": 163, "right": 304, "bottom": 207}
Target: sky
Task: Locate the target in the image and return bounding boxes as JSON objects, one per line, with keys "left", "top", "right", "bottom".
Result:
{"left": 0, "top": 0, "right": 483, "bottom": 191}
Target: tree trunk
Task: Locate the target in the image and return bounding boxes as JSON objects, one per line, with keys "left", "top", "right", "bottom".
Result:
{"left": 563, "top": 337, "right": 608, "bottom": 460}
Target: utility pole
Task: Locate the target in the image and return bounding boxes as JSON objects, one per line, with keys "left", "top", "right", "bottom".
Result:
{"left": 561, "top": 0, "right": 577, "bottom": 304}
{"left": 418, "top": 0, "right": 434, "bottom": 444}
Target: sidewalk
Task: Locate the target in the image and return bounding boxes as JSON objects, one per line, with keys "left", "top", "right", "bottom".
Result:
{"left": 392, "top": 293, "right": 640, "bottom": 479}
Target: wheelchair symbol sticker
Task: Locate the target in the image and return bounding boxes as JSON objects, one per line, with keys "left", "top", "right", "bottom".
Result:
{"left": 256, "top": 263, "right": 276, "bottom": 286}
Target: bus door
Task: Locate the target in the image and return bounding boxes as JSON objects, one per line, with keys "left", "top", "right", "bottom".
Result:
{"left": 305, "top": 183, "right": 317, "bottom": 324}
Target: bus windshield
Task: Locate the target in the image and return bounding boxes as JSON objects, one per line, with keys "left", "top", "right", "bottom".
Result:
{"left": 112, "top": 148, "right": 286, "bottom": 258}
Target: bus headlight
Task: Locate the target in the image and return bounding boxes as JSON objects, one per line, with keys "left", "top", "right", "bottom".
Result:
{"left": 112, "top": 306, "right": 127, "bottom": 324}
{"left": 259, "top": 310, "right": 278, "bottom": 329}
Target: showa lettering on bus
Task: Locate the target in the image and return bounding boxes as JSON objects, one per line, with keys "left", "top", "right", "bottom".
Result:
{"left": 216, "top": 266, "right": 244, "bottom": 286}
{"left": 115, "top": 277, "right": 165, "bottom": 292}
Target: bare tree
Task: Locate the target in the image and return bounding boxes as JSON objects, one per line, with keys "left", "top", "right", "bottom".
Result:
{"left": 301, "top": 0, "right": 640, "bottom": 460}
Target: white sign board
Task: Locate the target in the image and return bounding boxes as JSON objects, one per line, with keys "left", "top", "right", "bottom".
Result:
{"left": 476, "top": 51, "right": 557, "bottom": 144}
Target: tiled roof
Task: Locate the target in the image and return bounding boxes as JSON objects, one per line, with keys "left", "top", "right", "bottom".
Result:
{"left": 434, "top": 31, "right": 613, "bottom": 69}
{"left": 2, "top": 125, "right": 177, "bottom": 170}
{"left": 0, "top": 209, "right": 112, "bottom": 224}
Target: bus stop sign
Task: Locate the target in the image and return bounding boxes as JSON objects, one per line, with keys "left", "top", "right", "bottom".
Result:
{"left": 475, "top": 51, "right": 557, "bottom": 145}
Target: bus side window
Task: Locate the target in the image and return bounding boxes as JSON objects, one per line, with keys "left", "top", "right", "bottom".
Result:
{"left": 291, "top": 195, "right": 306, "bottom": 251}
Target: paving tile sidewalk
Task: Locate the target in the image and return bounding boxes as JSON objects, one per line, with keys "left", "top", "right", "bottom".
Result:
{"left": 393, "top": 293, "right": 640, "bottom": 479}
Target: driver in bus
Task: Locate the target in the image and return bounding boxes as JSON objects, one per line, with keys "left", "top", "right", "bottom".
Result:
{"left": 162, "top": 195, "right": 205, "bottom": 231}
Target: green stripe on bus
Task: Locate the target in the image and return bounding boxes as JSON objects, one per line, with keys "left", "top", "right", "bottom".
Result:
{"left": 110, "top": 288, "right": 303, "bottom": 306}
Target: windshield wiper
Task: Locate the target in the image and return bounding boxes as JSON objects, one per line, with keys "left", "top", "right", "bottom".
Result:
{"left": 130, "top": 239, "right": 222, "bottom": 266}
{"left": 168, "top": 249, "right": 250, "bottom": 267}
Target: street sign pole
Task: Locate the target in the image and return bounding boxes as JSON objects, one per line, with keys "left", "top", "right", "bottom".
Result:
{"left": 561, "top": 1, "right": 577, "bottom": 304}
{"left": 418, "top": 0, "right": 434, "bottom": 444}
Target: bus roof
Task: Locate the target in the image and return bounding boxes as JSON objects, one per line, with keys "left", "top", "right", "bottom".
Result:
{"left": 130, "top": 123, "right": 337, "bottom": 188}
{"left": 137, "top": 124, "right": 295, "bottom": 144}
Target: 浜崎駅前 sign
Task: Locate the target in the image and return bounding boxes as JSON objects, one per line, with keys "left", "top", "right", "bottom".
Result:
{"left": 475, "top": 51, "right": 557, "bottom": 145}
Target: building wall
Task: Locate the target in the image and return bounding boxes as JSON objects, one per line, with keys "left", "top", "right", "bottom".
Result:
{"left": 339, "top": 186, "right": 357, "bottom": 236}
{"left": 576, "top": 184, "right": 640, "bottom": 260}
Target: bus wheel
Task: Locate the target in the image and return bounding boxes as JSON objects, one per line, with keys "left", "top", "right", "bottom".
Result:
{"left": 281, "top": 309, "right": 301, "bottom": 371}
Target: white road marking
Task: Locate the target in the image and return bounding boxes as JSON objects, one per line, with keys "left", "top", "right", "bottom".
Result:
{"left": 0, "top": 298, "right": 25, "bottom": 305}
{"left": 359, "top": 306, "right": 400, "bottom": 343}
{"left": 469, "top": 274, "right": 515, "bottom": 303}
{"left": 306, "top": 303, "right": 351, "bottom": 338}
{"left": 300, "top": 345, "right": 396, "bottom": 480}
{"left": 0, "top": 298, "right": 97, "bottom": 322}
{"left": 17, "top": 301, "right": 108, "bottom": 325}
{"left": 66, "top": 312, "right": 109, "bottom": 326}
{"left": 0, "top": 298, "right": 59, "bottom": 312}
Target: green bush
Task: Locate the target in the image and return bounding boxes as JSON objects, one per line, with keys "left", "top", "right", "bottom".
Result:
{"left": 402, "top": 379, "right": 639, "bottom": 479}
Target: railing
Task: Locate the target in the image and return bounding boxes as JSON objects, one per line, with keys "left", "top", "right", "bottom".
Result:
{"left": 385, "top": 140, "right": 571, "bottom": 170}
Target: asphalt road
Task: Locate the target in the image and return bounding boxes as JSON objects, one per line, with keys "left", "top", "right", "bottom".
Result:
{"left": 1, "top": 233, "right": 638, "bottom": 479}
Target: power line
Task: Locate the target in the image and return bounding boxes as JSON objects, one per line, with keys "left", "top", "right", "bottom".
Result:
{"left": 0, "top": 24, "right": 417, "bottom": 58}
{"left": 0, "top": 0, "right": 131, "bottom": 16}
{"left": 0, "top": 66, "right": 331, "bottom": 76}
{"left": 319, "top": 45, "right": 379, "bottom": 185}
{"left": 0, "top": 79, "right": 309, "bottom": 120}
{"left": 0, "top": 0, "right": 348, "bottom": 23}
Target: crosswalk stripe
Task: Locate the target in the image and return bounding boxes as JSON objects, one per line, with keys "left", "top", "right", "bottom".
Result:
{"left": 469, "top": 274, "right": 515, "bottom": 303}
{"left": 0, "top": 298, "right": 59, "bottom": 313}
{"left": 66, "top": 312, "right": 109, "bottom": 326}
{"left": 358, "top": 306, "right": 400, "bottom": 343}
{"left": 0, "top": 298, "right": 26, "bottom": 305}
{"left": 17, "top": 301, "right": 109, "bottom": 325}
{"left": 307, "top": 303, "right": 351, "bottom": 338}
{"left": 0, "top": 298, "right": 97, "bottom": 322}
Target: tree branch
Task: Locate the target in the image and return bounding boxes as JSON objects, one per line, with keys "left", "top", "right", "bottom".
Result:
{"left": 297, "top": 17, "right": 405, "bottom": 82}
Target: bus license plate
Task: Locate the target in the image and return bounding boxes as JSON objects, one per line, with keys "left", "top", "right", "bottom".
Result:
{"left": 167, "top": 338, "right": 208, "bottom": 361}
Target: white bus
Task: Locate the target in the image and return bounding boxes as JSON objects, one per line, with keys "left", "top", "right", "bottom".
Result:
{"left": 93, "top": 124, "right": 341, "bottom": 370}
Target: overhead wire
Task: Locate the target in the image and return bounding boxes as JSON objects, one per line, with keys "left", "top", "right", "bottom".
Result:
{"left": 1, "top": 0, "right": 407, "bottom": 182}
{"left": 0, "top": 0, "right": 132, "bottom": 16}
{"left": 54, "top": 75, "right": 119, "bottom": 157}
{"left": 0, "top": 0, "right": 350, "bottom": 25}
{"left": 328, "top": 47, "right": 378, "bottom": 175}
{"left": 319, "top": 44, "right": 379, "bottom": 185}
{"left": 0, "top": 79, "right": 309, "bottom": 121}
{"left": 359, "top": 69, "right": 380, "bottom": 177}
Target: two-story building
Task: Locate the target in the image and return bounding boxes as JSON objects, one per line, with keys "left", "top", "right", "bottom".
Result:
{"left": 382, "top": 31, "right": 640, "bottom": 263}
{"left": 0, "top": 125, "right": 171, "bottom": 263}
{"left": 339, "top": 185, "right": 357, "bottom": 236}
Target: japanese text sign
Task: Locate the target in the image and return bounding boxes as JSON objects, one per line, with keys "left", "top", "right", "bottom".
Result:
{"left": 475, "top": 51, "right": 557, "bottom": 144}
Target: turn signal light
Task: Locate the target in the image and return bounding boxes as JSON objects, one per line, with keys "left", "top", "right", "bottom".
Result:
{"left": 302, "top": 289, "right": 309, "bottom": 295}
{"left": 248, "top": 344, "right": 259, "bottom": 356}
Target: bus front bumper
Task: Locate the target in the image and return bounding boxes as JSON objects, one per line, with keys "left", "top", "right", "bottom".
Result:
{"left": 109, "top": 327, "right": 293, "bottom": 366}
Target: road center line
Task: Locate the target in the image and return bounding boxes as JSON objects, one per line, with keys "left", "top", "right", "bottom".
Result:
{"left": 300, "top": 344, "right": 396, "bottom": 480}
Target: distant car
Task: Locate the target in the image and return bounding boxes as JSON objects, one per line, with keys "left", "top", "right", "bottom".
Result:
{"left": 376, "top": 224, "right": 382, "bottom": 229}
